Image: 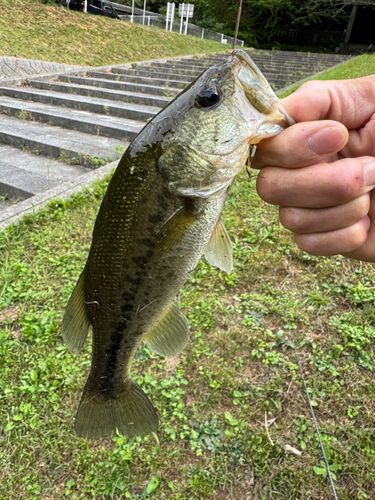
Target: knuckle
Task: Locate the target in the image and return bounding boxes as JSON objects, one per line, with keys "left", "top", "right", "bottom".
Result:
{"left": 279, "top": 207, "right": 305, "bottom": 233}
{"left": 348, "top": 223, "right": 368, "bottom": 249}
{"left": 330, "top": 159, "right": 365, "bottom": 202}
{"left": 356, "top": 194, "right": 371, "bottom": 218}
{"left": 256, "top": 167, "right": 280, "bottom": 204}
{"left": 333, "top": 173, "right": 362, "bottom": 201}
{"left": 294, "top": 234, "right": 321, "bottom": 256}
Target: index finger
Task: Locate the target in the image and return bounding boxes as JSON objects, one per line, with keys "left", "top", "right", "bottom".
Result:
{"left": 282, "top": 76, "right": 375, "bottom": 128}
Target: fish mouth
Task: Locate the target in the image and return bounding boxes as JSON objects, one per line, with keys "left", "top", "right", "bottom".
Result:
{"left": 231, "top": 49, "right": 294, "bottom": 141}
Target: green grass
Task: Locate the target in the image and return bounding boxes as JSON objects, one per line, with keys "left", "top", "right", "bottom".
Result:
{"left": 1, "top": 34, "right": 375, "bottom": 500}
{"left": 1, "top": 172, "right": 375, "bottom": 499}
{"left": 0, "top": 0, "right": 225, "bottom": 67}
{"left": 279, "top": 53, "right": 375, "bottom": 98}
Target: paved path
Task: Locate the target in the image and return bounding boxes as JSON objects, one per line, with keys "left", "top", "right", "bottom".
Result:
{"left": 0, "top": 50, "right": 350, "bottom": 227}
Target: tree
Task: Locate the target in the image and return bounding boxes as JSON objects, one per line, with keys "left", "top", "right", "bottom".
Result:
{"left": 192, "top": 0, "right": 350, "bottom": 46}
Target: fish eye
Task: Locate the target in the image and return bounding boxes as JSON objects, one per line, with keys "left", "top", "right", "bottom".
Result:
{"left": 197, "top": 87, "right": 221, "bottom": 108}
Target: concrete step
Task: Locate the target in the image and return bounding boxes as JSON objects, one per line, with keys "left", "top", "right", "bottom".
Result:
{"left": 0, "top": 86, "right": 160, "bottom": 122}
{"left": 253, "top": 59, "right": 326, "bottom": 69}
{"left": 88, "top": 71, "right": 190, "bottom": 90}
{"left": 30, "top": 79, "right": 170, "bottom": 108}
{"left": 0, "top": 96, "right": 143, "bottom": 141}
{"left": 153, "top": 61, "right": 209, "bottom": 70}
{"left": 0, "top": 145, "right": 89, "bottom": 201}
{"left": 112, "top": 66, "right": 202, "bottom": 80}
{"left": 0, "top": 114, "right": 129, "bottom": 165}
{"left": 136, "top": 63, "right": 203, "bottom": 75}
{"left": 0, "top": 162, "right": 61, "bottom": 201}
{"left": 58, "top": 74, "right": 180, "bottom": 97}
{"left": 261, "top": 69, "right": 314, "bottom": 80}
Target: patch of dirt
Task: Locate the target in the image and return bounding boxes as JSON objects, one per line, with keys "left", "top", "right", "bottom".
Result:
{"left": 10, "top": 328, "right": 22, "bottom": 341}
{"left": 0, "top": 305, "right": 18, "bottom": 323}
{"left": 165, "top": 356, "right": 179, "bottom": 375}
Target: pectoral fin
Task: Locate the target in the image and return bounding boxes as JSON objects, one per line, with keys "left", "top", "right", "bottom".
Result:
{"left": 204, "top": 219, "right": 233, "bottom": 274}
{"left": 62, "top": 270, "right": 90, "bottom": 353}
{"left": 153, "top": 206, "right": 199, "bottom": 257}
{"left": 145, "top": 301, "right": 189, "bottom": 357}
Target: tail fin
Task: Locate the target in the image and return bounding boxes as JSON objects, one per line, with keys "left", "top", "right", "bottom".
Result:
{"left": 74, "top": 378, "right": 158, "bottom": 439}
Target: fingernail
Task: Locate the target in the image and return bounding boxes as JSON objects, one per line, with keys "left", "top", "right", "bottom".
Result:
{"left": 307, "top": 127, "right": 347, "bottom": 155}
{"left": 363, "top": 215, "right": 371, "bottom": 232}
{"left": 363, "top": 159, "right": 375, "bottom": 186}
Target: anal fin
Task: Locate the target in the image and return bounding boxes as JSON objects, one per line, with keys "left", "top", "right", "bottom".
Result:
{"left": 144, "top": 301, "right": 189, "bottom": 357}
{"left": 204, "top": 219, "right": 233, "bottom": 274}
{"left": 62, "top": 270, "right": 90, "bottom": 353}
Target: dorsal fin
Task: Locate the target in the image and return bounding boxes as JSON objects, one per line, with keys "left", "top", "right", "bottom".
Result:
{"left": 144, "top": 301, "right": 189, "bottom": 357}
{"left": 204, "top": 219, "right": 233, "bottom": 274}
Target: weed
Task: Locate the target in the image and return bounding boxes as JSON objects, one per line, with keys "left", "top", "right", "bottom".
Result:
{"left": 115, "top": 144, "right": 127, "bottom": 156}
{"left": 163, "top": 82, "right": 173, "bottom": 99}
{"left": 68, "top": 156, "right": 80, "bottom": 165}
{"left": 14, "top": 109, "right": 32, "bottom": 120}
{"left": 313, "top": 448, "right": 342, "bottom": 481}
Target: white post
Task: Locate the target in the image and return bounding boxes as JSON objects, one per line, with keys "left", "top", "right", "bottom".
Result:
{"left": 130, "top": 14, "right": 133, "bottom": 23}
{"left": 221, "top": 33, "right": 224, "bottom": 43}
{"left": 131, "top": 0, "right": 134, "bottom": 17}
{"left": 170, "top": 3, "right": 175, "bottom": 32}
{"left": 179, "top": 3, "right": 184, "bottom": 34}
{"left": 143, "top": 0, "right": 146, "bottom": 25}
{"left": 83, "top": 0, "right": 87, "bottom": 13}
{"left": 184, "top": 4, "right": 189, "bottom": 35}
{"left": 166, "top": 3, "right": 169, "bottom": 30}
{"left": 201, "top": 27, "right": 204, "bottom": 39}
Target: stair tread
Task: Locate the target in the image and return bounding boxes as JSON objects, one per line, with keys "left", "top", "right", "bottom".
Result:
{"left": 0, "top": 95, "right": 145, "bottom": 132}
{"left": 0, "top": 114, "right": 129, "bottom": 158}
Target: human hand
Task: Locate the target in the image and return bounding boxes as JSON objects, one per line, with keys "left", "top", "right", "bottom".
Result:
{"left": 253, "top": 75, "right": 375, "bottom": 262}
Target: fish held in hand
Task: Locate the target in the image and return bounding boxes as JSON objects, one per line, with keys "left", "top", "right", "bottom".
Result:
{"left": 62, "top": 50, "right": 290, "bottom": 440}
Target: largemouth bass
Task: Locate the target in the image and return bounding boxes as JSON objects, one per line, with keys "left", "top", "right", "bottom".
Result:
{"left": 62, "top": 50, "right": 291, "bottom": 440}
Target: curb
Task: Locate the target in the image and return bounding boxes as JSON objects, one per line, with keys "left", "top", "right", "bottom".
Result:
{"left": 0, "top": 161, "right": 118, "bottom": 231}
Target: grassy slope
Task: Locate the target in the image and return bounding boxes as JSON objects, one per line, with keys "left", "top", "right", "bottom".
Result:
{"left": 280, "top": 53, "right": 375, "bottom": 98}
{"left": 1, "top": 41, "right": 375, "bottom": 500}
{"left": 0, "top": 0, "right": 224, "bottom": 66}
